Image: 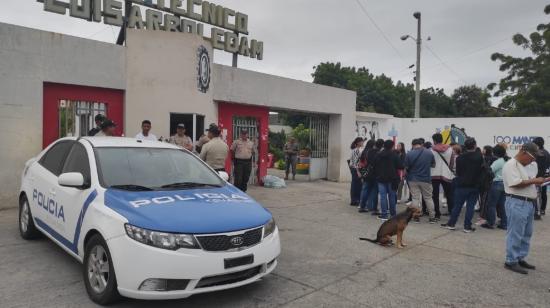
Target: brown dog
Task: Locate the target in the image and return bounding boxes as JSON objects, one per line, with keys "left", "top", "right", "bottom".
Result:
{"left": 360, "top": 206, "right": 422, "bottom": 248}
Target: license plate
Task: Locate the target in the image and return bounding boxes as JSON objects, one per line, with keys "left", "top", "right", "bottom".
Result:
{"left": 224, "top": 255, "right": 254, "bottom": 269}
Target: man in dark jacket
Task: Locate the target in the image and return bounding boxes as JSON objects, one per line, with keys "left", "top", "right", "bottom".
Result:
{"left": 442, "top": 137, "right": 483, "bottom": 232}
{"left": 533, "top": 137, "right": 550, "bottom": 217}
{"left": 374, "top": 140, "right": 404, "bottom": 220}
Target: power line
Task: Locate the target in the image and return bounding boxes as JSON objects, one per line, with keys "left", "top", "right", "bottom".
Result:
{"left": 354, "top": 0, "right": 407, "bottom": 64}
{"left": 392, "top": 26, "right": 536, "bottom": 80}
{"left": 424, "top": 43, "right": 468, "bottom": 85}
{"left": 85, "top": 26, "right": 109, "bottom": 39}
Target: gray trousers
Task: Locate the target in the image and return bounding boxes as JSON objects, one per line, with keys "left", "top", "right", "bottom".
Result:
{"left": 409, "top": 181, "right": 435, "bottom": 219}
{"left": 285, "top": 155, "right": 297, "bottom": 176}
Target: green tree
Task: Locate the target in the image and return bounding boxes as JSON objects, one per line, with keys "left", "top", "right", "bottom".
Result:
{"left": 450, "top": 85, "right": 496, "bottom": 117}
{"left": 291, "top": 124, "right": 311, "bottom": 150}
{"left": 489, "top": 5, "right": 550, "bottom": 116}
{"left": 420, "top": 87, "right": 455, "bottom": 118}
{"left": 312, "top": 62, "right": 460, "bottom": 117}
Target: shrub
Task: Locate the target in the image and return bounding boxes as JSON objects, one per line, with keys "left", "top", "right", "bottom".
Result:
{"left": 276, "top": 159, "right": 286, "bottom": 170}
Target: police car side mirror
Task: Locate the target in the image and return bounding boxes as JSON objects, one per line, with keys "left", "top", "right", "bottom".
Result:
{"left": 58, "top": 172, "right": 86, "bottom": 189}
{"left": 218, "top": 171, "right": 229, "bottom": 182}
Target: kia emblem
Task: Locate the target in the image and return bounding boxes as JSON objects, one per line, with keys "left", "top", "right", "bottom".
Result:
{"left": 230, "top": 236, "right": 244, "bottom": 246}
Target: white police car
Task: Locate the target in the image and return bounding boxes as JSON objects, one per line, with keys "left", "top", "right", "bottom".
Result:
{"left": 18, "top": 137, "right": 280, "bottom": 304}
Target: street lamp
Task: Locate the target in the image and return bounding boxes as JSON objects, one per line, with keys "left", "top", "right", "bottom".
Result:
{"left": 402, "top": 12, "right": 422, "bottom": 118}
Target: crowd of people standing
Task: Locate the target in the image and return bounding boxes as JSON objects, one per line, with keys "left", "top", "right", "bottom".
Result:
{"left": 349, "top": 133, "right": 550, "bottom": 274}
{"left": 349, "top": 134, "right": 550, "bottom": 227}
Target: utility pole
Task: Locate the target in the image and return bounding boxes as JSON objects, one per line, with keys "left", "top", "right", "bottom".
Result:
{"left": 413, "top": 12, "right": 421, "bottom": 118}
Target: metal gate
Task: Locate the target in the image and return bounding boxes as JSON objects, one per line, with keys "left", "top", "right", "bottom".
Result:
{"left": 59, "top": 100, "right": 107, "bottom": 138}
{"left": 309, "top": 115, "right": 329, "bottom": 180}
{"left": 232, "top": 116, "right": 259, "bottom": 185}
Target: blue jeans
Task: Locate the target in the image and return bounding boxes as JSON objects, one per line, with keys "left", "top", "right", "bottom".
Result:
{"left": 378, "top": 182, "right": 397, "bottom": 218}
{"left": 350, "top": 167, "right": 362, "bottom": 204}
{"left": 368, "top": 182, "right": 379, "bottom": 211}
{"left": 448, "top": 187, "right": 479, "bottom": 228}
{"left": 359, "top": 181, "right": 372, "bottom": 210}
{"left": 486, "top": 181, "right": 507, "bottom": 227}
{"left": 505, "top": 197, "right": 535, "bottom": 264}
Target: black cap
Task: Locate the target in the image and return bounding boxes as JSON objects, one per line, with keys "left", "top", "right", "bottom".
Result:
{"left": 100, "top": 119, "right": 116, "bottom": 129}
{"left": 240, "top": 129, "right": 249, "bottom": 135}
{"left": 521, "top": 142, "right": 541, "bottom": 157}
{"left": 207, "top": 123, "right": 220, "bottom": 134}
{"left": 95, "top": 114, "right": 105, "bottom": 122}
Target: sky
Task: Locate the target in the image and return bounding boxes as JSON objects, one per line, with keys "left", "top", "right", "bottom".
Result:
{"left": 0, "top": 0, "right": 547, "bottom": 99}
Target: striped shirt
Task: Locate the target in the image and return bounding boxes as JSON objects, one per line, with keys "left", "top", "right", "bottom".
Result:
{"left": 349, "top": 148, "right": 362, "bottom": 168}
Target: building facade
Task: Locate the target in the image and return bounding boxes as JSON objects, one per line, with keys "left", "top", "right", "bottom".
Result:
{"left": 0, "top": 22, "right": 357, "bottom": 210}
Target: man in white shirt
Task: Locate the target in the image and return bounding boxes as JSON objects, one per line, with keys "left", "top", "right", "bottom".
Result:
{"left": 502, "top": 142, "right": 549, "bottom": 274}
{"left": 135, "top": 120, "right": 157, "bottom": 141}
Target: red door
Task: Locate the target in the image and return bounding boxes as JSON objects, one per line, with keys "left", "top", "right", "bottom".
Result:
{"left": 217, "top": 102, "right": 269, "bottom": 185}
{"left": 43, "top": 83, "right": 124, "bottom": 148}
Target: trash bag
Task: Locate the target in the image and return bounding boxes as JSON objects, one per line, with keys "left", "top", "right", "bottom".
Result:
{"left": 263, "top": 175, "right": 286, "bottom": 189}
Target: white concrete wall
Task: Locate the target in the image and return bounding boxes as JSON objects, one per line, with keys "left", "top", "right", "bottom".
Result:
{"left": 125, "top": 30, "right": 217, "bottom": 138}
{"left": 0, "top": 23, "right": 125, "bottom": 209}
{"left": 213, "top": 65, "right": 357, "bottom": 182}
{"left": 356, "top": 114, "right": 550, "bottom": 155}
{"left": 399, "top": 117, "right": 550, "bottom": 154}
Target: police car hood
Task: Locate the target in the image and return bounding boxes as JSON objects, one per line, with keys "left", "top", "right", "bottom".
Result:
{"left": 104, "top": 185, "right": 272, "bottom": 234}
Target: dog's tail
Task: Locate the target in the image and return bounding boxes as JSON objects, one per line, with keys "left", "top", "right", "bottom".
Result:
{"left": 359, "top": 237, "right": 378, "bottom": 244}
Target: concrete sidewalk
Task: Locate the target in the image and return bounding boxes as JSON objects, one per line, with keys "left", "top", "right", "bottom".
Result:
{"left": 1, "top": 181, "right": 549, "bottom": 307}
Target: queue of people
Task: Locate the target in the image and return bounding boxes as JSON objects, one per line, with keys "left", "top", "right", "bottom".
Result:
{"left": 349, "top": 134, "right": 550, "bottom": 274}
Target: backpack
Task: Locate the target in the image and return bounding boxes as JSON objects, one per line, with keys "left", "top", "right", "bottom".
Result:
{"left": 358, "top": 157, "right": 374, "bottom": 179}
{"left": 479, "top": 161, "right": 495, "bottom": 191}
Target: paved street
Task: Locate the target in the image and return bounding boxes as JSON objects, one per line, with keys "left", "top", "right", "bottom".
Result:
{"left": 1, "top": 180, "right": 549, "bottom": 307}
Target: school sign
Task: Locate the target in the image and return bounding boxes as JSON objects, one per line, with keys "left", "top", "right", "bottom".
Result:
{"left": 38, "top": 0, "right": 264, "bottom": 60}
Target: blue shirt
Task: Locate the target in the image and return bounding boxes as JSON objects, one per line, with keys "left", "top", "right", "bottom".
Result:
{"left": 405, "top": 148, "right": 435, "bottom": 183}
{"left": 491, "top": 158, "right": 506, "bottom": 182}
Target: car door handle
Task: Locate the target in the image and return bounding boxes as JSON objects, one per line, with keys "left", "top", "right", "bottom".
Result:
{"left": 49, "top": 189, "right": 56, "bottom": 196}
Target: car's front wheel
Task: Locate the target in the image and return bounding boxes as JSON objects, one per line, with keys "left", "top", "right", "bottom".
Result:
{"left": 83, "top": 234, "right": 120, "bottom": 305}
{"left": 19, "top": 195, "right": 40, "bottom": 239}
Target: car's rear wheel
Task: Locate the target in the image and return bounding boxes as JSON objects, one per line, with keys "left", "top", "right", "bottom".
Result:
{"left": 19, "top": 195, "right": 40, "bottom": 239}
{"left": 83, "top": 234, "right": 120, "bottom": 305}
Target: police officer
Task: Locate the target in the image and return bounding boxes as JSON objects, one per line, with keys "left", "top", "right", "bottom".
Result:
{"left": 231, "top": 130, "right": 255, "bottom": 192}
{"left": 200, "top": 124, "right": 229, "bottom": 172}
{"left": 169, "top": 124, "right": 193, "bottom": 151}
{"left": 88, "top": 114, "right": 105, "bottom": 136}
{"left": 95, "top": 119, "right": 116, "bottom": 137}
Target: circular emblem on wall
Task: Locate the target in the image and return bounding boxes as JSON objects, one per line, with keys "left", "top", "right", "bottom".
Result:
{"left": 197, "top": 46, "right": 211, "bottom": 93}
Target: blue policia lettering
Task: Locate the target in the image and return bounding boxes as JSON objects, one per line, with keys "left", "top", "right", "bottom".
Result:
{"left": 33, "top": 189, "right": 65, "bottom": 222}
{"left": 32, "top": 189, "right": 98, "bottom": 254}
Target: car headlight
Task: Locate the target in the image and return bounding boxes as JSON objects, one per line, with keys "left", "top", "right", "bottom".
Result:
{"left": 263, "top": 218, "right": 277, "bottom": 238}
{"left": 124, "top": 224, "right": 199, "bottom": 250}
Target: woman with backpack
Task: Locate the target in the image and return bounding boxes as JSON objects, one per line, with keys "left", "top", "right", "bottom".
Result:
{"left": 357, "top": 139, "right": 377, "bottom": 213}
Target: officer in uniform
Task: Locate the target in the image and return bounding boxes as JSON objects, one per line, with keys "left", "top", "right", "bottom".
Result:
{"left": 169, "top": 124, "right": 193, "bottom": 151}
{"left": 231, "top": 130, "right": 255, "bottom": 192}
{"left": 200, "top": 124, "right": 229, "bottom": 172}
{"left": 88, "top": 114, "right": 105, "bottom": 136}
{"left": 95, "top": 119, "right": 117, "bottom": 137}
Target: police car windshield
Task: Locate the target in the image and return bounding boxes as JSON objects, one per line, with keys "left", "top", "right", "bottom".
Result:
{"left": 95, "top": 147, "right": 224, "bottom": 190}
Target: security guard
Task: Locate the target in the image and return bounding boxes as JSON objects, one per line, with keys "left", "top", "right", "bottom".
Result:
{"left": 88, "top": 114, "right": 105, "bottom": 136}
{"left": 169, "top": 123, "right": 193, "bottom": 151}
{"left": 200, "top": 124, "right": 229, "bottom": 172}
{"left": 231, "top": 130, "right": 255, "bottom": 192}
{"left": 95, "top": 119, "right": 117, "bottom": 137}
